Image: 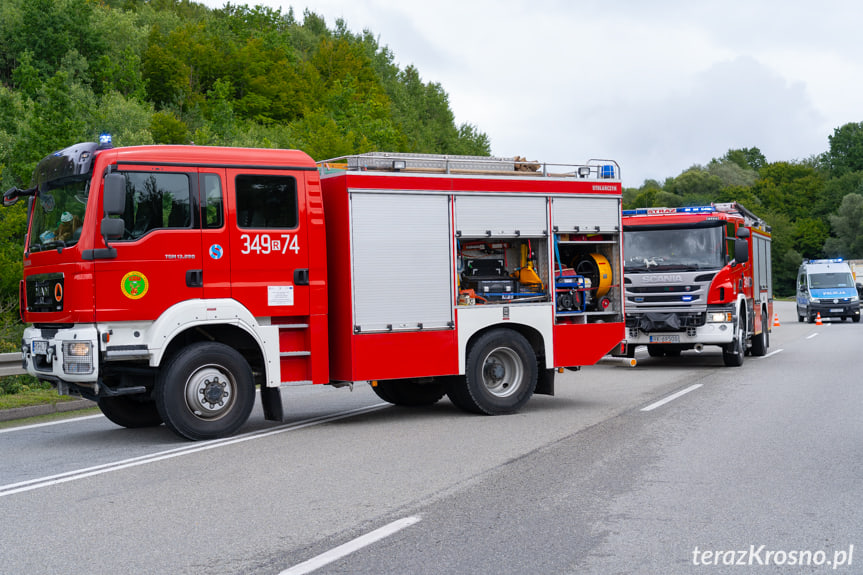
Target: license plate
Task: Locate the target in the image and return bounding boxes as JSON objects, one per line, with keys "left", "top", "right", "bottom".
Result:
{"left": 650, "top": 335, "right": 679, "bottom": 343}
{"left": 830, "top": 308, "right": 843, "bottom": 313}
{"left": 31, "top": 340, "right": 48, "bottom": 355}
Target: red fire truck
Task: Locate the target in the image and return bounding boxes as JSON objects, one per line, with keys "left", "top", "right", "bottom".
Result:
{"left": 3, "top": 138, "right": 625, "bottom": 440}
{"left": 621, "top": 203, "right": 772, "bottom": 366}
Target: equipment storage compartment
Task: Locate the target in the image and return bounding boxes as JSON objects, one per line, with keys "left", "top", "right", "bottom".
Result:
{"left": 551, "top": 195, "right": 622, "bottom": 324}
{"left": 454, "top": 194, "right": 550, "bottom": 306}
{"left": 456, "top": 238, "right": 550, "bottom": 306}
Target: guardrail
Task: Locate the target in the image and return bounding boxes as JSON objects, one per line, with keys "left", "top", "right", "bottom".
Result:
{"left": 0, "top": 352, "right": 25, "bottom": 377}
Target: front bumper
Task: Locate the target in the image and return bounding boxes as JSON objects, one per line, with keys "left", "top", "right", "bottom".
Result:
{"left": 802, "top": 301, "right": 859, "bottom": 319}
{"left": 21, "top": 324, "right": 100, "bottom": 389}
{"left": 625, "top": 308, "right": 736, "bottom": 346}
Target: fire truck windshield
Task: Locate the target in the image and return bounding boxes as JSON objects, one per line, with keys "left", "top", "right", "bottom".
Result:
{"left": 624, "top": 225, "right": 725, "bottom": 272}
{"left": 29, "top": 177, "right": 90, "bottom": 252}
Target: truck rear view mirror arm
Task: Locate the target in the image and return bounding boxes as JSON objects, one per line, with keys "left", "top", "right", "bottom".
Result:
{"left": 2, "top": 185, "right": 37, "bottom": 208}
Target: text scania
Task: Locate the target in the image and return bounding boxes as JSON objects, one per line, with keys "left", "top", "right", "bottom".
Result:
{"left": 692, "top": 544, "right": 854, "bottom": 569}
{"left": 239, "top": 233, "right": 300, "bottom": 255}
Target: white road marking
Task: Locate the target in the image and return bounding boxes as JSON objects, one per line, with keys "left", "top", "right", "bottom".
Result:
{"left": 280, "top": 516, "right": 422, "bottom": 575}
{"left": 806, "top": 333, "right": 819, "bottom": 339}
{"left": 641, "top": 384, "right": 703, "bottom": 412}
{"left": 0, "top": 403, "right": 389, "bottom": 498}
{"left": 0, "top": 414, "right": 103, "bottom": 434}
{"left": 758, "top": 349, "right": 784, "bottom": 359}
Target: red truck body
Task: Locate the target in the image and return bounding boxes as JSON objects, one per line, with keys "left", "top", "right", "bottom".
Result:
{"left": 621, "top": 204, "right": 773, "bottom": 365}
{"left": 6, "top": 141, "right": 625, "bottom": 439}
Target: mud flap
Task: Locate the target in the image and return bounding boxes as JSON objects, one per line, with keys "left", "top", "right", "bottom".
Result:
{"left": 535, "top": 368, "right": 555, "bottom": 396}
{"left": 260, "top": 386, "right": 284, "bottom": 421}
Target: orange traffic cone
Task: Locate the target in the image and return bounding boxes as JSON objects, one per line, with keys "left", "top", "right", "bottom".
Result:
{"left": 815, "top": 312, "right": 823, "bottom": 325}
{"left": 773, "top": 313, "right": 781, "bottom": 327}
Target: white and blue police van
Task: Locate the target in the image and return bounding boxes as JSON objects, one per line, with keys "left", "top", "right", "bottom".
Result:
{"left": 796, "top": 259, "right": 860, "bottom": 323}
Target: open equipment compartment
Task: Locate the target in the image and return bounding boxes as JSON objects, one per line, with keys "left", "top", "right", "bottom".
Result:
{"left": 551, "top": 195, "right": 623, "bottom": 324}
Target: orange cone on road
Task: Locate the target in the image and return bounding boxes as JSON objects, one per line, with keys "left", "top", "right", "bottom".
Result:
{"left": 773, "top": 313, "right": 781, "bottom": 327}
{"left": 815, "top": 312, "right": 823, "bottom": 325}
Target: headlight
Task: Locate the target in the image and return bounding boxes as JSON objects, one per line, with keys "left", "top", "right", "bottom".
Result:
{"left": 708, "top": 312, "right": 733, "bottom": 323}
{"left": 851, "top": 295, "right": 859, "bottom": 303}
{"left": 63, "top": 341, "right": 93, "bottom": 374}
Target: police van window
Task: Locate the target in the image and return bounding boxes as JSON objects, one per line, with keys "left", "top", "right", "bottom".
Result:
{"left": 235, "top": 175, "right": 298, "bottom": 229}
{"left": 119, "top": 172, "right": 192, "bottom": 240}
{"left": 202, "top": 174, "right": 223, "bottom": 229}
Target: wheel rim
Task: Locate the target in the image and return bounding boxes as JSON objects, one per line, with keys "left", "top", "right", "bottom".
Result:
{"left": 481, "top": 346, "right": 523, "bottom": 398}
{"left": 184, "top": 364, "right": 237, "bottom": 420}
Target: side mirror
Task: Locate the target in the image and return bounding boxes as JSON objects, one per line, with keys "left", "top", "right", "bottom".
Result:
{"left": 101, "top": 218, "right": 124, "bottom": 240}
{"left": 3, "top": 186, "right": 37, "bottom": 208}
{"left": 734, "top": 238, "right": 749, "bottom": 265}
{"left": 736, "top": 227, "right": 750, "bottom": 239}
{"left": 103, "top": 173, "right": 126, "bottom": 216}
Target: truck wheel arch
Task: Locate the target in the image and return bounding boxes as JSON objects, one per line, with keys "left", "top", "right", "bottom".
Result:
{"left": 160, "top": 324, "right": 266, "bottom": 388}
{"left": 146, "top": 299, "right": 278, "bottom": 388}
{"left": 464, "top": 323, "right": 547, "bottom": 372}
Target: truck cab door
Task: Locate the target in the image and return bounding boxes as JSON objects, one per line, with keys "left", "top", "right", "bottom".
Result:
{"left": 94, "top": 168, "right": 202, "bottom": 322}
{"left": 198, "top": 169, "right": 231, "bottom": 299}
{"left": 226, "top": 170, "right": 310, "bottom": 319}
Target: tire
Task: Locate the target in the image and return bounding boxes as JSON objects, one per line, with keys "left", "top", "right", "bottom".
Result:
{"left": 371, "top": 379, "right": 446, "bottom": 407}
{"left": 155, "top": 342, "right": 256, "bottom": 441}
{"left": 723, "top": 314, "right": 745, "bottom": 367}
{"left": 750, "top": 313, "right": 769, "bottom": 357}
{"left": 797, "top": 307, "right": 804, "bottom": 323}
{"left": 98, "top": 395, "right": 163, "bottom": 428}
{"left": 446, "top": 329, "right": 537, "bottom": 415}
{"left": 853, "top": 314, "right": 861, "bottom": 323}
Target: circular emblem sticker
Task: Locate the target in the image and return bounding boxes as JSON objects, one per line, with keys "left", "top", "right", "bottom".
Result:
{"left": 121, "top": 271, "right": 149, "bottom": 300}
{"left": 209, "top": 244, "right": 223, "bottom": 260}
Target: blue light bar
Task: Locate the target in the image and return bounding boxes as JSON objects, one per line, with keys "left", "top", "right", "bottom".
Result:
{"left": 807, "top": 258, "right": 844, "bottom": 264}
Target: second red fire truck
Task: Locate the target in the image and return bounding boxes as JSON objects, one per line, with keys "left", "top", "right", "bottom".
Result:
{"left": 621, "top": 203, "right": 772, "bottom": 366}
{"left": 4, "top": 138, "right": 625, "bottom": 439}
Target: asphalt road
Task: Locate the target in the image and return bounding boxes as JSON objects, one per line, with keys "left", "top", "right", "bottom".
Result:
{"left": 1, "top": 300, "right": 860, "bottom": 574}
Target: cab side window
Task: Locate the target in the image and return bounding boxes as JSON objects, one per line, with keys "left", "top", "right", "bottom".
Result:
{"left": 119, "top": 172, "right": 192, "bottom": 240}
{"left": 235, "top": 175, "right": 298, "bottom": 229}
{"left": 202, "top": 173, "right": 224, "bottom": 229}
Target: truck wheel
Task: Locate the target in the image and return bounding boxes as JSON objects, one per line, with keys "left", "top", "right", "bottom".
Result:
{"left": 371, "top": 379, "right": 446, "bottom": 406}
{"left": 723, "top": 317, "right": 745, "bottom": 367}
{"left": 750, "top": 313, "right": 768, "bottom": 356}
{"left": 447, "top": 329, "right": 537, "bottom": 415}
{"left": 155, "top": 342, "right": 255, "bottom": 441}
{"left": 98, "top": 395, "right": 163, "bottom": 428}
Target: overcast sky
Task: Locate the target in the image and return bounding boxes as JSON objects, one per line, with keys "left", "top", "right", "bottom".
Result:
{"left": 198, "top": 0, "right": 862, "bottom": 187}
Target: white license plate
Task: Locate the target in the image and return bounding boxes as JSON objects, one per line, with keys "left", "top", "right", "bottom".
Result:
{"left": 650, "top": 335, "right": 680, "bottom": 343}
{"left": 830, "top": 308, "right": 843, "bottom": 313}
{"left": 31, "top": 340, "right": 48, "bottom": 355}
